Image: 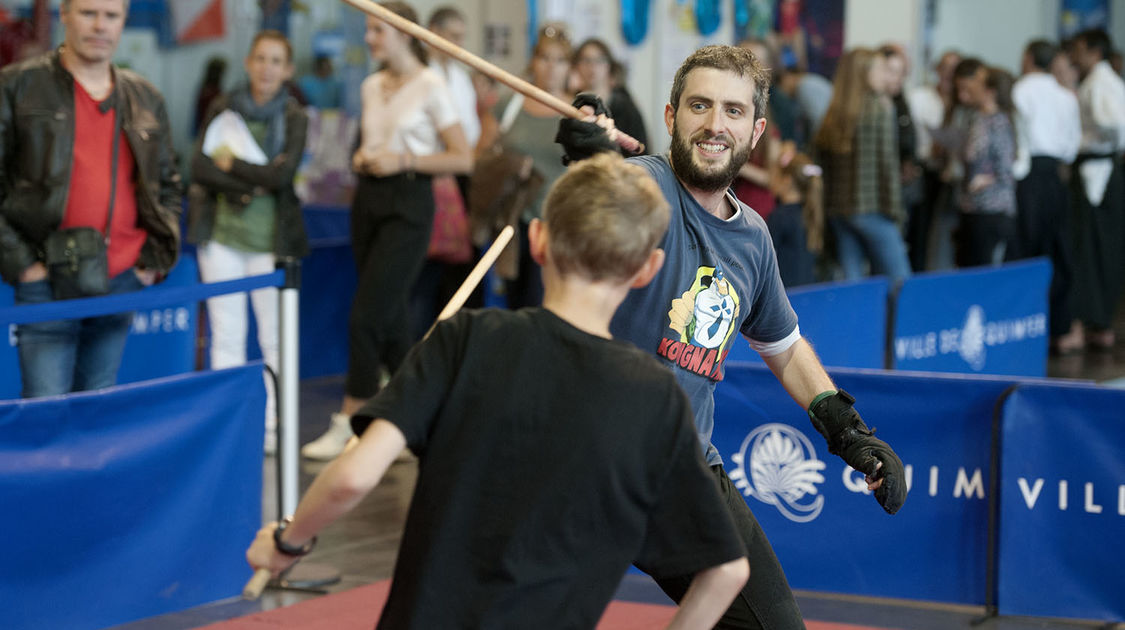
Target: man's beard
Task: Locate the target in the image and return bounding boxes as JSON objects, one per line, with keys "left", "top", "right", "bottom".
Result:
{"left": 668, "top": 123, "right": 754, "bottom": 193}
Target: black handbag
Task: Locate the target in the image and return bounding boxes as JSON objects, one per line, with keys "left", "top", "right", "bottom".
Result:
{"left": 44, "top": 227, "right": 111, "bottom": 299}
{"left": 45, "top": 104, "right": 121, "bottom": 300}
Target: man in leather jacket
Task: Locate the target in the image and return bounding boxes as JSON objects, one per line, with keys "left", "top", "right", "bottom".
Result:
{"left": 0, "top": 0, "right": 181, "bottom": 398}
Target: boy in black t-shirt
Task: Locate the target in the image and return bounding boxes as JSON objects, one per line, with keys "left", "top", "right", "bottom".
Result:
{"left": 246, "top": 152, "right": 749, "bottom": 629}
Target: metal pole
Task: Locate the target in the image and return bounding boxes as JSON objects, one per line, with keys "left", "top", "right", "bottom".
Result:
{"left": 270, "top": 258, "right": 340, "bottom": 592}
{"left": 277, "top": 258, "right": 301, "bottom": 517}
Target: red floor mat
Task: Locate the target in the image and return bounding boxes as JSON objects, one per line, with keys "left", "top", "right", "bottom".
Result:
{"left": 200, "top": 580, "right": 892, "bottom": 630}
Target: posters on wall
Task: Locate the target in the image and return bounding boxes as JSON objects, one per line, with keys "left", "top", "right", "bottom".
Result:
{"left": 792, "top": 0, "right": 844, "bottom": 78}
{"left": 1060, "top": 0, "right": 1109, "bottom": 39}
{"left": 125, "top": 0, "right": 225, "bottom": 47}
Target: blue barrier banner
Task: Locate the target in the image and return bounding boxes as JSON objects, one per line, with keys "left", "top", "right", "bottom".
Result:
{"left": 998, "top": 383, "right": 1125, "bottom": 622}
{"left": 119, "top": 254, "right": 199, "bottom": 385}
{"left": 711, "top": 363, "right": 1015, "bottom": 604}
{"left": 892, "top": 259, "right": 1050, "bottom": 376}
{"left": 300, "top": 207, "right": 357, "bottom": 378}
{"left": 0, "top": 259, "right": 283, "bottom": 399}
{"left": 725, "top": 278, "right": 888, "bottom": 369}
{"left": 0, "top": 365, "right": 264, "bottom": 630}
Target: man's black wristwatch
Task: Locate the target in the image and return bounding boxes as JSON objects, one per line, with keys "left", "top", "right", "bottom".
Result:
{"left": 273, "top": 517, "right": 317, "bottom": 557}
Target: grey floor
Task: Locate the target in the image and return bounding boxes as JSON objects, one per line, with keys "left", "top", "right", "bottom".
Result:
{"left": 109, "top": 309, "right": 1125, "bottom": 630}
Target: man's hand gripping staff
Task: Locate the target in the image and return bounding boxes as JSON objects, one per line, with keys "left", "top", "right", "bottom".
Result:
{"left": 807, "top": 390, "right": 907, "bottom": 515}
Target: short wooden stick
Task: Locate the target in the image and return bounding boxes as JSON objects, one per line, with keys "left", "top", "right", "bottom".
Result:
{"left": 242, "top": 567, "right": 273, "bottom": 600}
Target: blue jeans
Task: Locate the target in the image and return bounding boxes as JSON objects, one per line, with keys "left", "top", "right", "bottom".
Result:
{"left": 15, "top": 270, "right": 143, "bottom": 398}
{"left": 830, "top": 214, "right": 912, "bottom": 285}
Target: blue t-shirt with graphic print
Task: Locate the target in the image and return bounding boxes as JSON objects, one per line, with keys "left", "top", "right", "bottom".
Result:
{"left": 611, "top": 154, "right": 800, "bottom": 466}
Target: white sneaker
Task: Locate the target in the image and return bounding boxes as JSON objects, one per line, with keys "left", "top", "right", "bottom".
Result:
{"left": 301, "top": 413, "right": 353, "bottom": 461}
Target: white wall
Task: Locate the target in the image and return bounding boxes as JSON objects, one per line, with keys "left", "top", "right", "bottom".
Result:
{"left": 844, "top": 0, "right": 923, "bottom": 79}
{"left": 1113, "top": 0, "right": 1125, "bottom": 45}
{"left": 927, "top": 0, "right": 1057, "bottom": 74}
{"left": 843, "top": 0, "right": 1063, "bottom": 84}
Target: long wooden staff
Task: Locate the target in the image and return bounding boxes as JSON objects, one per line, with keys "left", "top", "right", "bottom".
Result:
{"left": 241, "top": 225, "right": 515, "bottom": 601}
{"left": 340, "top": 0, "right": 645, "bottom": 154}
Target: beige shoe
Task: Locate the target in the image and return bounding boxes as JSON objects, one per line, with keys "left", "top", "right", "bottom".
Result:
{"left": 301, "top": 413, "right": 353, "bottom": 461}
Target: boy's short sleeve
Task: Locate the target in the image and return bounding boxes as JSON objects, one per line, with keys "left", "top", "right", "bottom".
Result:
{"left": 350, "top": 315, "right": 464, "bottom": 451}
{"left": 633, "top": 410, "right": 747, "bottom": 579}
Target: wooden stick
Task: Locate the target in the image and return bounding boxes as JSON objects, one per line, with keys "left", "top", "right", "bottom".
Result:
{"left": 433, "top": 225, "right": 515, "bottom": 327}
{"left": 242, "top": 568, "right": 272, "bottom": 600}
{"left": 339, "top": 0, "right": 644, "bottom": 154}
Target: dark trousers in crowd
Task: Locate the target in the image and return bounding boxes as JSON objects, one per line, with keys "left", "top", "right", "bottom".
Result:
{"left": 956, "top": 212, "right": 1012, "bottom": 268}
{"left": 905, "top": 168, "right": 943, "bottom": 272}
{"left": 654, "top": 465, "right": 805, "bottom": 630}
{"left": 346, "top": 173, "right": 434, "bottom": 399}
{"left": 1008, "top": 157, "right": 1075, "bottom": 337}
{"left": 1071, "top": 158, "right": 1125, "bottom": 332}
{"left": 767, "top": 202, "right": 818, "bottom": 287}
{"left": 503, "top": 219, "right": 544, "bottom": 310}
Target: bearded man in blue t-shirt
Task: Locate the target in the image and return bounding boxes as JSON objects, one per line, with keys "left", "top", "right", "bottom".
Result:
{"left": 558, "top": 45, "right": 908, "bottom": 630}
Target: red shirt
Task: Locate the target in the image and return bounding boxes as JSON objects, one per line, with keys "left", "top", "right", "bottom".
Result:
{"left": 60, "top": 79, "right": 146, "bottom": 277}
{"left": 733, "top": 128, "right": 779, "bottom": 221}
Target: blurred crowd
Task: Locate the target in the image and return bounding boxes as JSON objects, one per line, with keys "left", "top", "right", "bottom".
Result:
{"left": 3, "top": 1, "right": 1124, "bottom": 447}
{"left": 725, "top": 31, "right": 1125, "bottom": 358}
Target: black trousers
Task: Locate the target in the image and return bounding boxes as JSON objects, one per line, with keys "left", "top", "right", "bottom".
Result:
{"left": 956, "top": 212, "right": 1012, "bottom": 268}
{"left": 654, "top": 465, "right": 806, "bottom": 630}
{"left": 1009, "top": 157, "right": 1074, "bottom": 337}
{"left": 346, "top": 173, "right": 434, "bottom": 399}
{"left": 1071, "top": 160, "right": 1125, "bottom": 331}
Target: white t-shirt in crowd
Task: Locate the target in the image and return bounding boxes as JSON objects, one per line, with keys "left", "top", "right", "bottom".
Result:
{"left": 908, "top": 84, "right": 944, "bottom": 164}
{"left": 360, "top": 67, "right": 461, "bottom": 157}
{"left": 1013, "top": 71, "right": 1081, "bottom": 162}
{"left": 429, "top": 59, "right": 480, "bottom": 148}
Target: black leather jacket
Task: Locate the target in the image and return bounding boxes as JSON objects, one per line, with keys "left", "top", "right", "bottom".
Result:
{"left": 0, "top": 49, "right": 182, "bottom": 285}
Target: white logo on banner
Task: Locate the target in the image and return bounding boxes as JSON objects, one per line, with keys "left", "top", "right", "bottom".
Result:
{"left": 893, "top": 304, "right": 1046, "bottom": 371}
{"left": 729, "top": 423, "right": 826, "bottom": 522}
{"left": 131, "top": 307, "right": 191, "bottom": 335}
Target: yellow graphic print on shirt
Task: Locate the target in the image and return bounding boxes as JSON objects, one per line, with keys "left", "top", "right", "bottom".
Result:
{"left": 658, "top": 266, "right": 742, "bottom": 381}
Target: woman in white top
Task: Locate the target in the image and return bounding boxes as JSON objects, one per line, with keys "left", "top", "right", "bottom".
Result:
{"left": 303, "top": 1, "right": 472, "bottom": 460}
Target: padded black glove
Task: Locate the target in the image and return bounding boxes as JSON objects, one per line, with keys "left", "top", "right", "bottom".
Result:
{"left": 555, "top": 93, "right": 619, "bottom": 165}
{"left": 808, "top": 390, "right": 907, "bottom": 515}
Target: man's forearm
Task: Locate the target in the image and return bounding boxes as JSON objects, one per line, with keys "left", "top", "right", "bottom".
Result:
{"left": 760, "top": 337, "right": 836, "bottom": 408}
{"left": 664, "top": 558, "right": 750, "bottom": 630}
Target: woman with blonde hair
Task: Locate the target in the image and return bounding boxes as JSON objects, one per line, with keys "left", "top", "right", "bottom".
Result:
{"left": 815, "top": 47, "right": 911, "bottom": 284}
{"left": 302, "top": 1, "right": 472, "bottom": 460}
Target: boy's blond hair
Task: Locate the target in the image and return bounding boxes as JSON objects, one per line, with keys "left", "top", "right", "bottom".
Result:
{"left": 543, "top": 153, "right": 670, "bottom": 283}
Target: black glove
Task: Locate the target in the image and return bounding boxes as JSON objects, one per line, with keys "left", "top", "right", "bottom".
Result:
{"left": 555, "top": 93, "right": 619, "bottom": 165}
{"left": 808, "top": 390, "right": 907, "bottom": 515}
